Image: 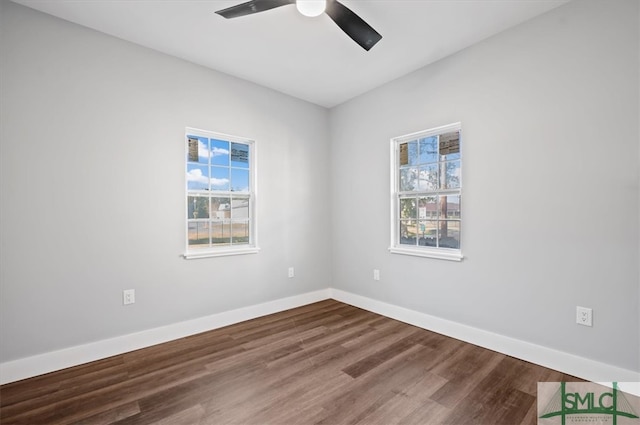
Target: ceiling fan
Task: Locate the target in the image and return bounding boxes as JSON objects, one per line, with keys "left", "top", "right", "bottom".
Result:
{"left": 215, "top": 0, "right": 382, "bottom": 51}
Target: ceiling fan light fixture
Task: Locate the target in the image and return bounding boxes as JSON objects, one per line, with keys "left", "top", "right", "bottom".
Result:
{"left": 216, "top": 0, "right": 381, "bottom": 51}
{"left": 296, "top": 0, "right": 326, "bottom": 17}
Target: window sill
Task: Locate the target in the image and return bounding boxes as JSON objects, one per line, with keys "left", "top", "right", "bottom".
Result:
{"left": 388, "top": 246, "right": 463, "bottom": 261}
{"left": 184, "top": 246, "right": 260, "bottom": 259}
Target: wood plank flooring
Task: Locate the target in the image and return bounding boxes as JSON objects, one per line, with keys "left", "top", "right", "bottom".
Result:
{"left": 0, "top": 300, "right": 580, "bottom": 424}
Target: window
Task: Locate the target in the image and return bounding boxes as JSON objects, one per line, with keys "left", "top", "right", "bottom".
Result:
{"left": 390, "top": 122, "right": 462, "bottom": 261}
{"left": 184, "top": 128, "right": 258, "bottom": 259}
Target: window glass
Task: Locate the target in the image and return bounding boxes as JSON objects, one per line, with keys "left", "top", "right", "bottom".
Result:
{"left": 419, "top": 136, "right": 438, "bottom": 164}
{"left": 186, "top": 164, "right": 209, "bottom": 191}
{"left": 231, "top": 142, "right": 249, "bottom": 168}
{"left": 210, "top": 139, "right": 230, "bottom": 166}
{"left": 187, "top": 136, "right": 209, "bottom": 165}
{"left": 231, "top": 168, "right": 250, "bottom": 193}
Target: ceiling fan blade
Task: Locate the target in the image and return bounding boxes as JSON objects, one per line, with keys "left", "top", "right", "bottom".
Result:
{"left": 325, "top": 0, "right": 382, "bottom": 51}
{"left": 215, "top": 0, "right": 294, "bottom": 19}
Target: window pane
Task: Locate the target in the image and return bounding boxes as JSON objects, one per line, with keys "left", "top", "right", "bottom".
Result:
{"left": 418, "top": 221, "right": 438, "bottom": 246}
{"left": 442, "top": 160, "right": 461, "bottom": 189}
{"left": 399, "top": 142, "right": 409, "bottom": 166}
{"left": 400, "top": 219, "right": 417, "bottom": 245}
{"left": 231, "top": 143, "right": 249, "bottom": 168}
{"left": 400, "top": 167, "right": 417, "bottom": 191}
{"left": 443, "top": 151, "right": 461, "bottom": 161}
{"left": 232, "top": 220, "right": 250, "bottom": 244}
{"left": 211, "top": 197, "right": 231, "bottom": 219}
{"left": 439, "top": 221, "right": 460, "bottom": 249}
{"left": 400, "top": 198, "right": 416, "bottom": 220}
{"left": 418, "top": 196, "right": 437, "bottom": 219}
{"left": 187, "top": 196, "right": 209, "bottom": 219}
{"left": 231, "top": 197, "right": 249, "bottom": 219}
{"left": 211, "top": 221, "right": 231, "bottom": 245}
{"left": 418, "top": 164, "right": 438, "bottom": 191}
{"left": 210, "top": 166, "right": 230, "bottom": 191}
{"left": 210, "top": 139, "right": 230, "bottom": 166}
{"left": 440, "top": 131, "right": 461, "bottom": 160}
{"left": 419, "top": 136, "right": 438, "bottom": 164}
{"left": 186, "top": 164, "right": 209, "bottom": 191}
{"left": 442, "top": 195, "right": 460, "bottom": 218}
{"left": 186, "top": 135, "right": 209, "bottom": 164}
{"left": 407, "top": 141, "right": 419, "bottom": 166}
{"left": 188, "top": 222, "right": 209, "bottom": 247}
{"left": 231, "top": 168, "right": 250, "bottom": 192}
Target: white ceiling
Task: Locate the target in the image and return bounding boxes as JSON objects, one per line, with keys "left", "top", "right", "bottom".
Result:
{"left": 11, "top": 0, "right": 570, "bottom": 108}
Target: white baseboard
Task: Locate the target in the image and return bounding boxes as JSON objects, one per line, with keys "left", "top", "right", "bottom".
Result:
{"left": 0, "top": 289, "right": 330, "bottom": 385}
{"left": 2, "top": 287, "right": 638, "bottom": 388}
{"left": 329, "top": 288, "right": 640, "bottom": 386}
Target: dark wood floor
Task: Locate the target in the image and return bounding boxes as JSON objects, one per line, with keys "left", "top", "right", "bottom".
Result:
{"left": 0, "top": 300, "right": 579, "bottom": 424}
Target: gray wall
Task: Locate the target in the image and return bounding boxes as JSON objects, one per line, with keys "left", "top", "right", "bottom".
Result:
{"left": 0, "top": 1, "right": 331, "bottom": 362}
{"left": 329, "top": 0, "right": 639, "bottom": 372}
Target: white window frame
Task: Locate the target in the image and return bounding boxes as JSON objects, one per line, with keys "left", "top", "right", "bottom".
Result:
{"left": 184, "top": 127, "right": 259, "bottom": 259}
{"left": 389, "top": 122, "right": 463, "bottom": 261}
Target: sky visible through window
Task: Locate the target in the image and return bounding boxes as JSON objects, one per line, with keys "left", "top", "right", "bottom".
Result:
{"left": 186, "top": 137, "right": 250, "bottom": 193}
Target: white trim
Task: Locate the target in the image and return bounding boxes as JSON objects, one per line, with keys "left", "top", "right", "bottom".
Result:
{"left": 184, "top": 246, "right": 260, "bottom": 259}
{"left": 328, "top": 288, "right": 640, "bottom": 384}
{"left": 394, "top": 122, "right": 462, "bottom": 143}
{"left": 388, "top": 246, "right": 463, "bottom": 261}
{"left": 185, "top": 127, "right": 254, "bottom": 144}
{"left": 595, "top": 382, "right": 640, "bottom": 397}
{"left": 2, "top": 288, "right": 638, "bottom": 386}
{"left": 0, "top": 289, "right": 330, "bottom": 385}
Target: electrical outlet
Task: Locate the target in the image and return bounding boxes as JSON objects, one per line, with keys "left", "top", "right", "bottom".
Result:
{"left": 576, "top": 306, "right": 592, "bottom": 327}
{"left": 288, "top": 267, "right": 294, "bottom": 278}
{"left": 373, "top": 269, "right": 380, "bottom": 281}
{"left": 123, "top": 289, "right": 135, "bottom": 305}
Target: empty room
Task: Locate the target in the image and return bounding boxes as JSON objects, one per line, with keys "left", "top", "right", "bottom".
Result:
{"left": 0, "top": 0, "right": 639, "bottom": 423}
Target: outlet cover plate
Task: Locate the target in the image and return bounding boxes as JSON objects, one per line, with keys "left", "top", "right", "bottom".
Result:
{"left": 576, "top": 306, "right": 592, "bottom": 327}
{"left": 123, "top": 289, "right": 135, "bottom": 305}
